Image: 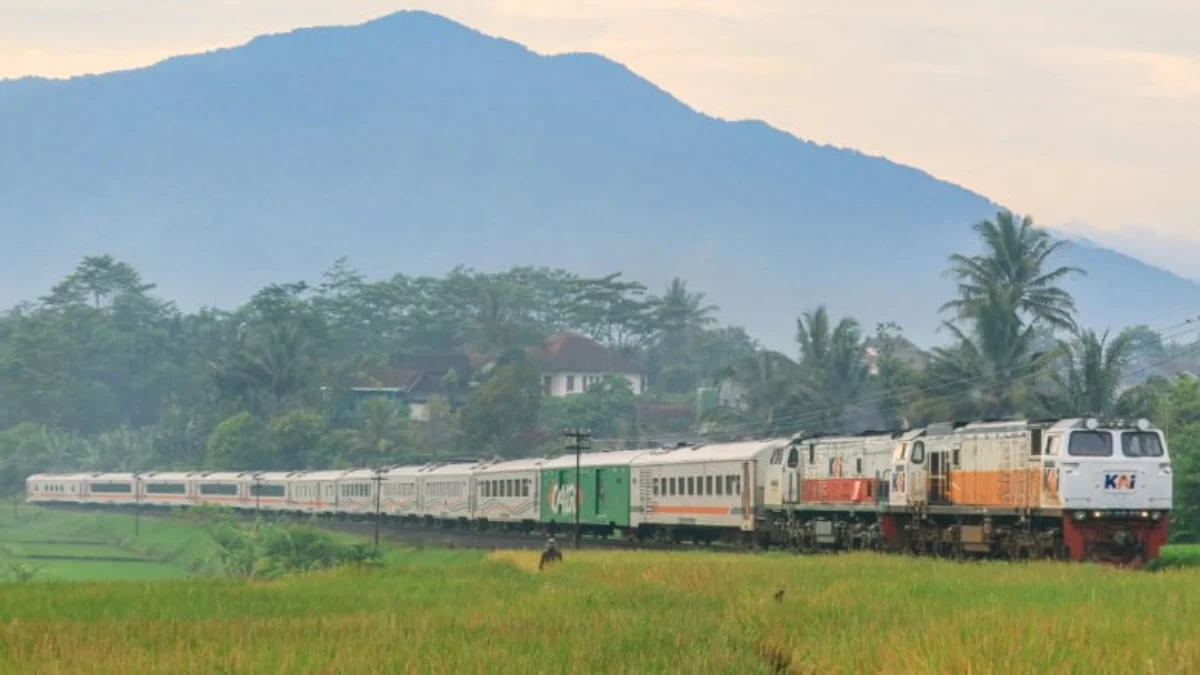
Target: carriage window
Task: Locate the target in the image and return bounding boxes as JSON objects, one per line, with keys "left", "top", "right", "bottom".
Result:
{"left": 687, "top": 477, "right": 694, "bottom": 496}
{"left": 250, "top": 484, "right": 286, "bottom": 498}
{"left": 91, "top": 482, "right": 133, "bottom": 494}
{"left": 910, "top": 441, "right": 926, "bottom": 464}
{"left": 1069, "top": 431, "right": 1112, "bottom": 457}
{"left": 726, "top": 476, "right": 734, "bottom": 494}
{"left": 855, "top": 458, "right": 863, "bottom": 475}
{"left": 1122, "top": 432, "right": 1164, "bottom": 458}
{"left": 787, "top": 447, "right": 800, "bottom": 469}
{"left": 199, "top": 483, "right": 238, "bottom": 496}
{"left": 716, "top": 476, "right": 723, "bottom": 495}
{"left": 706, "top": 475, "right": 713, "bottom": 495}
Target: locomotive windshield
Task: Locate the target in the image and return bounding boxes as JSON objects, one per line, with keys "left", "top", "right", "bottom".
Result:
{"left": 1068, "top": 431, "right": 1112, "bottom": 457}
{"left": 1121, "top": 432, "right": 1164, "bottom": 457}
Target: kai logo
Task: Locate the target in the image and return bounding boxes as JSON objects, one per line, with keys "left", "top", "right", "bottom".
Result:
{"left": 1104, "top": 473, "right": 1137, "bottom": 490}
{"left": 548, "top": 483, "right": 580, "bottom": 514}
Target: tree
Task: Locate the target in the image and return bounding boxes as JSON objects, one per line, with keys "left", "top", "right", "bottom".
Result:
{"left": 1048, "top": 328, "right": 1138, "bottom": 417}
{"left": 796, "top": 306, "right": 868, "bottom": 433}
{"left": 346, "top": 398, "right": 410, "bottom": 466}
{"left": 933, "top": 210, "right": 1084, "bottom": 419}
{"left": 941, "top": 209, "right": 1084, "bottom": 332}
{"left": 458, "top": 354, "right": 542, "bottom": 457}
{"left": 205, "top": 412, "right": 271, "bottom": 470}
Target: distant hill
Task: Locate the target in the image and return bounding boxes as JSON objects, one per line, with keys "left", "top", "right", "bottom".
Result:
{"left": 3, "top": 10, "right": 1198, "bottom": 349}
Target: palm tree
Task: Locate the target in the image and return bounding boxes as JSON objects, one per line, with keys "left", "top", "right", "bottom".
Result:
{"left": 1050, "top": 328, "right": 1138, "bottom": 417}
{"left": 933, "top": 210, "right": 1084, "bottom": 419}
{"left": 796, "top": 306, "right": 868, "bottom": 432}
{"left": 215, "top": 320, "right": 311, "bottom": 412}
{"left": 941, "top": 209, "right": 1085, "bottom": 331}
{"left": 709, "top": 350, "right": 806, "bottom": 438}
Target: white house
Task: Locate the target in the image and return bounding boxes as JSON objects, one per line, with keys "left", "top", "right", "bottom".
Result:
{"left": 533, "top": 333, "right": 647, "bottom": 397}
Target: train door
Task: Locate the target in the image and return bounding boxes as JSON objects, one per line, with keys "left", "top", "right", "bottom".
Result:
{"left": 782, "top": 442, "right": 802, "bottom": 504}
{"left": 907, "top": 439, "right": 928, "bottom": 506}
{"left": 928, "top": 443, "right": 950, "bottom": 505}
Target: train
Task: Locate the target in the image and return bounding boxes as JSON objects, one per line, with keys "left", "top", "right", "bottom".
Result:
{"left": 26, "top": 416, "right": 1173, "bottom": 566}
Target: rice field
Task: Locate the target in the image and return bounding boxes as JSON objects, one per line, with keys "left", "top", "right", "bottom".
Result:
{"left": 1, "top": 539, "right": 1198, "bottom": 674}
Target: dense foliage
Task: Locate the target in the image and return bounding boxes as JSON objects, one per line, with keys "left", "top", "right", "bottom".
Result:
{"left": 3, "top": 209, "right": 1200, "bottom": 538}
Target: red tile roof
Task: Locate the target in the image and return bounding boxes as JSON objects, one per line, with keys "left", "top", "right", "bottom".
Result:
{"left": 532, "top": 333, "right": 646, "bottom": 374}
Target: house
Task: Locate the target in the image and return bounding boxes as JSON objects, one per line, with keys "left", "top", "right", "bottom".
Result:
{"left": 346, "top": 354, "right": 471, "bottom": 421}
{"left": 531, "top": 333, "right": 647, "bottom": 397}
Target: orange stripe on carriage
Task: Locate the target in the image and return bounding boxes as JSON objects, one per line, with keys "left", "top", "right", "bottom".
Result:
{"left": 648, "top": 505, "right": 734, "bottom": 516}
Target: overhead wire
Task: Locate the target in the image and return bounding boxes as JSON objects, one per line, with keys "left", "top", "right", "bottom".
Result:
{"left": 593, "top": 312, "right": 1200, "bottom": 445}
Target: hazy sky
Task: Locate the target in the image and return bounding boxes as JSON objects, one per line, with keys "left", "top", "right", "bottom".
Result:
{"left": 4, "top": 0, "right": 1199, "bottom": 271}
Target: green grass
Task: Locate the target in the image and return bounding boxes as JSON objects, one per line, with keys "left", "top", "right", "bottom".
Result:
{"left": 0, "top": 506, "right": 228, "bottom": 581}
{"left": 0, "top": 549, "right": 1197, "bottom": 673}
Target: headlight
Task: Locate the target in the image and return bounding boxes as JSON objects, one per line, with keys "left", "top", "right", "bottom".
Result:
{"left": 1093, "top": 511, "right": 1102, "bottom": 519}
{"left": 1073, "top": 511, "right": 1087, "bottom": 521}
{"left": 1152, "top": 512, "right": 1163, "bottom": 521}
{"left": 1141, "top": 511, "right": 1150, "bottom": 518}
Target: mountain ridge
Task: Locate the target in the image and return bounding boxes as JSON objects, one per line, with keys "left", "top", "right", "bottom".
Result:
{"left": 1, "top": 10, "right": 1196, "bottom": 350}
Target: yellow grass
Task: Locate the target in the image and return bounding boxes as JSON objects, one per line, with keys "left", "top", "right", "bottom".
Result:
{"left": 1, "top": 548, "right": 1197, "bottom": 673}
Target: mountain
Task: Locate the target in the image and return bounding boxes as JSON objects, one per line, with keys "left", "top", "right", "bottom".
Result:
{"left": 2, "top": 10, "right": 1199, "bottom": 349}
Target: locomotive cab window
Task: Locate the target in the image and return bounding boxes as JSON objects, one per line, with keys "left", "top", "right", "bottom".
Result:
{"left": 910, "top": 441, "right": 926, "bottom": 464}
{"left": 1068, "top": 431, "right": 1112, "bottom": 457}
{"left": 786, "top": 447, "right": 800, "bottom": 469}
{"left": 1122, "top": 432, "right": 1164, "bottom": 457}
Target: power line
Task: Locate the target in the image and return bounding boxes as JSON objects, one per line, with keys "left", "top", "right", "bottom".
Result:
{"left": 599, "top": 313, "right": 1200, "bottom": 444}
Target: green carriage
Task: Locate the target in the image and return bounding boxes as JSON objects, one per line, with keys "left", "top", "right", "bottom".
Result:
{"left": 539, "top": 449, "right": 652, "bottom": 536}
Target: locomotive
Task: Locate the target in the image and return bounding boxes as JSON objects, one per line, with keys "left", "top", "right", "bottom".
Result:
{"left": 26, "top": 417, "right": 1172, "bottom": 566}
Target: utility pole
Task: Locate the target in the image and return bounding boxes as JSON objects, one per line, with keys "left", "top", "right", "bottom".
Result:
{"left": 373, "top": 468, "right": 384, "bottom": 547}
{"left": 562, "top": 428, "right": 592, "bottom": 550}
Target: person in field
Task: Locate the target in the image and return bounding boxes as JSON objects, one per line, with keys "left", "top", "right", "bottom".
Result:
{"left": 539, "top": 537, "right": 562, "bottom": 571}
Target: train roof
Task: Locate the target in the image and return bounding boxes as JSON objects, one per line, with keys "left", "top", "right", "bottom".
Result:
{"left": 84, "top": 473, "right": 136, "bottom": 482}
{"left": 385, "top": 465, "right": 425, "bottom": 478}
{"left": 27, "top": 473, "right": 93, "bottom": 481}
{"left": 339, "top": 469, "right": 378, "bottom": 480}
{"left": 139, "top": 472, "right": 194, "bottom": 481}
{"left": 294, "top": 470, "right": 352, "bottom": 481}
{"left": 630, "top": 438, "right": 788, "bottom": 466}
{"left": 190, "top": 471, "right": 252, "bottom": 481}
{"left": 419, "top": 461, "right": 484, "bottom": 477}
{"left": 541, "top": 448, "right": 655, "bottom": 470}
{"left": 475, "top": 458, "right": 546, "bottom": 474}
{"left": 253, "top": 472, "right": 297, "bottom": 481}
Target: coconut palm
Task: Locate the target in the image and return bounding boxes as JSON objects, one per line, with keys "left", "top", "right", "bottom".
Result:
{"left": 933, "top": 210, "right": 1084, "bottom": 419}
{"left": 1050, "top": 328, "right": 1138, "bottom": 417}
{"left": 796, "top": 306, "right": 869, "bottom": 432}
{"left": 709, "top": 350, "right": 806, "bottom": 437}
{"left": 942, "top": 209, "right": 1084, "bottom": 332}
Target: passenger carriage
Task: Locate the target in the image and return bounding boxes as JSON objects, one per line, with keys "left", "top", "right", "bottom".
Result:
{"left": 630, "top": 439, "right": 787, "bottom": 543}
{"left": 382, "top": 466, "right": 422, "bottom": 520}
{"left": 81, "top": 473, "right": 137, "bottom": 505}
{"left": 246, "top": 472, "right": 292, "bottom": 512}
{"left": 474, "top": 458, "right": 543, "bottom": 530}
{"left": 417, "top": 461, "right": 479, "bottom": 525}
{"left": 334, "top": 469, "right": 378, "bottom": 516}
{"left": 25, "top": 473, "right": 88, "bottom": 504}
{"left": 289, "top": 470, "right": 349, "bottom": 515}
{"left": 192, "top": 471, "right": 250, "bottom": 507}
{"left": 138, "top": 471, "right": 194, "bottom": 507}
